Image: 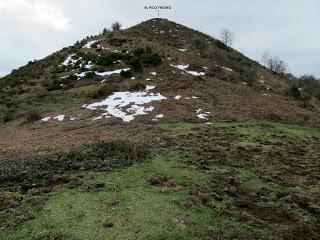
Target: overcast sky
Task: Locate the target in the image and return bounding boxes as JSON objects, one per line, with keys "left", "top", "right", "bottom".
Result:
{"left": 0, "top": 0, "right": 319, "bottom": 78}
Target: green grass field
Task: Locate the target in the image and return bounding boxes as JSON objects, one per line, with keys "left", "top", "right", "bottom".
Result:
{"left": 1, "top": 121, "right": 319, "bottom": 240}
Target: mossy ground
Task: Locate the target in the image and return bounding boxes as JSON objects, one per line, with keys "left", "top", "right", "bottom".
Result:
{"left": 1, "top": 121, "right": 319, "bottom": 240}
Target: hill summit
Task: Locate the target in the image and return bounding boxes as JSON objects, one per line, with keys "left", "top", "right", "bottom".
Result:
{"left": 0, "top": 18, "right": 319, "bottom": 147}
{"left": 1, "top": 18, "right": 319, "bottom": 126}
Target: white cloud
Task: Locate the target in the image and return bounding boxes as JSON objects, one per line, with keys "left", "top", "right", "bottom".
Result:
{"left": 0, "top": 0, "right": 72, "bottom": 32}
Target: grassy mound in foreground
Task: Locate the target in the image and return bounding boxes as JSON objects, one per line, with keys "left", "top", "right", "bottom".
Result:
{"left": 1, "top": 121, "right": 319, "bottom": 240}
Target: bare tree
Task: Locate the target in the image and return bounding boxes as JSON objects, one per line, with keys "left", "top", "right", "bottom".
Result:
{"left": 221, "top": 28, "right": 234, "bottom": 47}
{"left": 261, "top": 52, "right": 288, "bottom": 75}
{"left": 111, "top": 21, "right": 122, "bottom": 31}
{"left": 266, "top": 56, "right": 288, "bottom": 75}
{"left": 261, "top": 51, "right": 270, "bottom": 66}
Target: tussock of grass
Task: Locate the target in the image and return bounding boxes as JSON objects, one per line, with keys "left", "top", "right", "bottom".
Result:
{"left": 0, "top": 140, "right": 150, "bottom": 187}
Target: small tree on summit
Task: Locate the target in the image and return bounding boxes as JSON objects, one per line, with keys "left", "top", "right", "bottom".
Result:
{"left": 221, "top": 28, "right": 234, "bottom": 47}
{"left": 112, "top": 21, "right": 122, "bottom": 31}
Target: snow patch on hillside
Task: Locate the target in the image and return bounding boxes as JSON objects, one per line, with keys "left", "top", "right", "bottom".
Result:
{"left": 62, "top": 54, "right": 81, "bottom": 67}
{"left": 196, "top": 109, "right": 210, "bottom": 120}
{"left": 170, "top": 64, "right": 206, "bottom": 77}
{"left": 54, "top": 115, "right": 65, "bottom": 122}
{"left": 83, "top": 40, "right": 99, "bottom": 49}
{"left": 41, "top": 117, "right": 51, "bottom": 122}
{"left": 215, "top": 65, "right": 233, "bottom": 72}
{"left": 153, "top": 114, "right": 164, "bottom": 121}
{"left": 95, "top": 68, "right": 130, "bottom": 76}
{"left": 83, "top": 91, "right": 167, "bottom": 122}
{"left": 146, "top": 85, "right": 156, "bottom": 91}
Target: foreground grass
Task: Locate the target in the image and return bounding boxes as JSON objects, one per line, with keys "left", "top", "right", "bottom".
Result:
{"left": 1, "top": 121, "right": 319, "bottom": 239}
{"left": 0, "top": 157, "right": 210, "bottom": 239}
{"left": 160, "top": 121, "right": 320, "bottom": 239}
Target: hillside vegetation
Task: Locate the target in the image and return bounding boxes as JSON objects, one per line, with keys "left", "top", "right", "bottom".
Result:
{"left": 0, "top": 19, "right": 319, "bottom": 240}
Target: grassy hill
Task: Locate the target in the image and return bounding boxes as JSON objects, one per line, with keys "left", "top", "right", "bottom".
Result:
{"left": 0, "top": 19, "right": 319, "bottom": 240}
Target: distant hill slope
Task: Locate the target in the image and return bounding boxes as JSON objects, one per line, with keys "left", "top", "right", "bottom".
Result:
{"left": 0, "top": 18, "right": 319, "bottom": 149}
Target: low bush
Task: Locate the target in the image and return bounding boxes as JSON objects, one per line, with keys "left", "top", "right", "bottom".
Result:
{"left": 96, "top": 48, "right": 161, "bottom": 71}
{"left": 67, "top": 74, "right": 77, "bottom": 81}
{"left": 0, "top": 140, "right": 150, "bottom": 186}
{"left": 97, "top": 54, "right": 113, "bottom": 66}
{"left": 133, "top": 47, "right": 162, "bottom": 65}
{"left": 129, "top": 82, "right": 146, "bottom": 91}
{"left": 238, "top": 68, "right": 258, "bottom": 86}
{"left": 128, "top": 57, "right": 143, "bottom": 71}
{"left": 86, "top": 85, "right": 118, "bottom": 99}
{"left": 108, "top": 38, "right": 127, "bottom": 47}
{"left": 85, "top": 71, "right": 96, "bottom": 78}
{"left": 94, "top": 66, "right": 107, "bottom": 73}
{"left": 42, "top": 79, "right": 63, "bottom": 91}
{"left": 194, "top": 38, "right": 207, "bottom": 51}
{"left": 133, "top": 48, "right": 146, "bottom": 57}
{"left": 288, "top": 85, "right": 302, "bottom": 100}
{"left": 97, "top": 52, "right": 131, "bottom": 66}
{"left": 120, "top": 70, "right": 132, "bottom": 78}
{"left": 24, "top": 111, "right": 41, "bottom": 123}
{"left": 214, "top": 39, "right": 230, "bottom": 51}
{"left": 91, "top": 42, "right": 98, "bottom": 48}
{"left": 111, "top": 22, "right": 122, "bottom": 31}
{"left": 140, "top": 52, "right": 161, "bottom": 65}
{"left": 82, "top": 53, "right": 98, "bottom": 63}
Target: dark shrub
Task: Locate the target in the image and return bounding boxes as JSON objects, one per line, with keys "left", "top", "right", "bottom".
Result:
{"left": 95, "top": 66, "right": 106, "bottom": 73}
{"left": 194, "top": 38, "right": 207, "bottom": 51}
{"left": 288, "top": 85, "right": 302, "bottom": 100}
{"left": 85, "top": 71, "right": 96, "bottom": 78}
{"left": 97, "top": 54, "right": 113, "bottom": 66}
{"left": 68, "top": 74, "right": 78, "bottom": 81}
{"left": 97, "top": 53, "right": 130, "bottom": 66}
{"left": 0, "top": 140, "right": 150, "bottom": 186}
{"left": 239, "top": 68, "right": 258, "bottom": 86}
{"left": 214, "top": 39, "right": 230, "bottom": 51}
{"left": 24, "top": 111, "right": 41, "bottom": 123}
{"left": 128, "top": 57, "right": 143, "bottom": 71}
{"left": 133, "top": 48, "right": 146, "bottom": 57}
{"left": 141, "top": 52, "right": 162, "bottom": 65}
{"left": 91, "top": 42, "right": 98, "bottom": 48}
{"left": 87, "top": 85, "right": 118, "bottom": 99}
{"left": 62, "top": 82, "right": 74, "bottom": 90}
{"left": 129, "top": 82, "right": 146, "bottom": 91}
{"left": 111, "top": 22, "right": 122, "bottom": 31}
{"left": 42, "top": 79, "right": 62, "bottom": 91}
{"left": 1, "top": 110, "right": 14, "bottom": 123}
{"left": 120, "top": 70, "right": 132, "bottom": 78}
{"left": 266, "top": 113, "right": 283, "bottom": 122}
{"left": 188, "top": 63, "right": 202, "bottom": 71}
{"left": 108, "top": 38, "right": 127, "bottom": 47}
{"left": 82, "top": 53, "right": 97, "bottom": 63}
